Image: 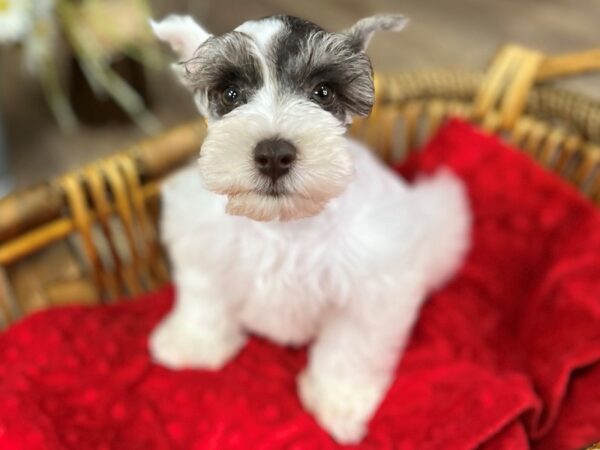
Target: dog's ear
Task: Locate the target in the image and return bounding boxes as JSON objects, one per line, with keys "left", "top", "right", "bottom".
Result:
{"left": 342, "top": 14, "right": 408, "bottom": 52}
{"left": 150, "top": 14, "right": 211, "bottom": 61}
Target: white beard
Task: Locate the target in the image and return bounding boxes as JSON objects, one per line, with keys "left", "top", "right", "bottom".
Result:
{"left": 225, "top": 192, "right": 327, "bottom": 221}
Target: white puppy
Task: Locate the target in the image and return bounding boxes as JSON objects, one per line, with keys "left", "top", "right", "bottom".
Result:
{"left": 149, "top": 13, "right": 471, "bottom": 444}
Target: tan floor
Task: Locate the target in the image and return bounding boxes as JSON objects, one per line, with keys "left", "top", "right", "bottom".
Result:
{"left": 1, "top": 0, "right": 599, "bottom": 191}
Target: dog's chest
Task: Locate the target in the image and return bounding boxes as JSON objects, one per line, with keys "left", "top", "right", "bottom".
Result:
{"left": 223, "top": 222, "right": 344, "bottom": 346}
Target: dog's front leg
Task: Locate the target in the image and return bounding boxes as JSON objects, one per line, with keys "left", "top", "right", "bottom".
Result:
{"left": 149, "top": 268, "right": 245, "bottom": 370}
{"left": 298, "top": 285, "right": 424, "bottom": 444}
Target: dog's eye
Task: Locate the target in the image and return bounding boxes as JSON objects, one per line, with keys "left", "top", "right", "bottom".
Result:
{"left": 222, "top": 86, "right": 241, "bottom": 107}
{"left": 311, "top": 83, "right": 334, "bottom": 106}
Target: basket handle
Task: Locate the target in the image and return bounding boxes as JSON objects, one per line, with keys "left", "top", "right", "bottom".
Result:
{"left": 537, "top": 49, "right": 600, "bottom": 81}
{"left": 473, "top": 45, "right": 600, "bottom": 131}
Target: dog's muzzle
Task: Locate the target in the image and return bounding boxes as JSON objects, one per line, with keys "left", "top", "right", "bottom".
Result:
{"left": 253, "top": 138, "right": 297, "bottom": 182}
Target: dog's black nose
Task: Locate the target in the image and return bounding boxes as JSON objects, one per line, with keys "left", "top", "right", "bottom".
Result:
{"left": 253, "top": 139, "right": 297, "bottom": 180}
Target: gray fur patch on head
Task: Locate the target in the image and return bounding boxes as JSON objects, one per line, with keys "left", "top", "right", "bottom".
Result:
{"left": 170, "top": 14, "right": 406, "bottom": 123}
{"left": 180, "top": 31, "right": 264, "bottom": 117}
{"left": 272, "top": 16, "right": 375, "bottom": 122}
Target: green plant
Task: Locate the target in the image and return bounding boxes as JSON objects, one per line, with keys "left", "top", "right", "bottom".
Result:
{"left": 0, "top": 0, "right": 162, "bottom": 133}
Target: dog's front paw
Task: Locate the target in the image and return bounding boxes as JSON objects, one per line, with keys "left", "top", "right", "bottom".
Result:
{"left": 298, "top": 371, "right": 381, "bottom": 444}
{"left": 149, "top": 314, "right": 245, "bottom": 370}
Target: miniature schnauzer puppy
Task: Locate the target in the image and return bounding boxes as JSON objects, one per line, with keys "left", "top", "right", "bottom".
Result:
{"left": 149, "top": 13, "right": 471, "bottom": 444}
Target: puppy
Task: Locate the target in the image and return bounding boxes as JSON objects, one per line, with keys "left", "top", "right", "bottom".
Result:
{"left": 149, "top": 13, "right": 471, "bottom": 444}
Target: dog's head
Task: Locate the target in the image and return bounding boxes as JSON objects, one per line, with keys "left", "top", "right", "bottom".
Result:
{"left": 152, "top": 14, "right": 406, "bottom": 221}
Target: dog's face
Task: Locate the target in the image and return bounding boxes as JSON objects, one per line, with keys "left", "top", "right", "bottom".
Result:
{"left": 152, "top": 14, "right": 406, "bottom": 221}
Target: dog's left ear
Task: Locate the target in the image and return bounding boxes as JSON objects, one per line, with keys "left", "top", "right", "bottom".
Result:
{"left": 342, "top": 14, "right": 408, "bottom": 52}
{"left": 150, "top": 14, "right": 212, "bottom": 61}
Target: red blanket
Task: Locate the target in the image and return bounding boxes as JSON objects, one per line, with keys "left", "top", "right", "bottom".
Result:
{"left": 1, "top": 119, "right": 599, "bottom": 449}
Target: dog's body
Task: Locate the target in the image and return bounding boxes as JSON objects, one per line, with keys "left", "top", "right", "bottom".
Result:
{"left": 149, "top": 14, "right": 471, "bottom": 443}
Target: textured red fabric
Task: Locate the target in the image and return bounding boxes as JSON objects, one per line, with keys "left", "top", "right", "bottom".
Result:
{"left": 1, "top": 119, "right": 600, "bottom": 449}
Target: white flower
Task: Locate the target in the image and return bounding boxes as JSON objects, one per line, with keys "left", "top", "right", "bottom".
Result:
{"left": 34, "top": 0, "right": 53, "bottom": 17}
{"left": 23, "top": 15, "right": 56, "bottom": 73}
{"left": 0, "top": 0, "right": 33, "bottom": 43}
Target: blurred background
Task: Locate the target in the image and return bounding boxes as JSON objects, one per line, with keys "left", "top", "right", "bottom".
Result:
{"left": 1, "top": 0, "right": 599, "bottom": 197}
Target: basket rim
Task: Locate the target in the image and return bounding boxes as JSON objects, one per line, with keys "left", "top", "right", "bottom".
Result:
{"left": 375, "top": 69, "right": 600, "bottom": 144}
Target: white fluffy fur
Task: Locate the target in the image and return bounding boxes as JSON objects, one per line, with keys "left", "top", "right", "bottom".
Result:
{"left": 235, "top": 17, "right": 283, "bottom": 52}
{"left": 150, "top": 14, "right": 471, "bottom": 444}
{"left": 150, "top": 15, "right": 211, "bottom": 60}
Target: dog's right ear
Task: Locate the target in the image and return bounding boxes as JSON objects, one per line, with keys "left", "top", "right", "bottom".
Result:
{"left": 150, "top": 15, "right": 211, "bottom": 61}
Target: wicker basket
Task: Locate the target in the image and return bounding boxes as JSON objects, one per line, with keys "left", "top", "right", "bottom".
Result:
{"left": 1, "top": 44, "right": 599, "bottom": 329}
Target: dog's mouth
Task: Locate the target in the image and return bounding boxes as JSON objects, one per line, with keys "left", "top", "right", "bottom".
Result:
{"left": 215, "top": 180, "right": 291, "bottom": 199}
{"left": 253, "top": 179, "right": 292, "bottom": 198}
{"left": 259, "top": 186, "right": 288, "bottom": 198}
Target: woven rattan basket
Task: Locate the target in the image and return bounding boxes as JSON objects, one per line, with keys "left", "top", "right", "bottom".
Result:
{"left": 1, "top": 44, "right": 599, "bottom": 329}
